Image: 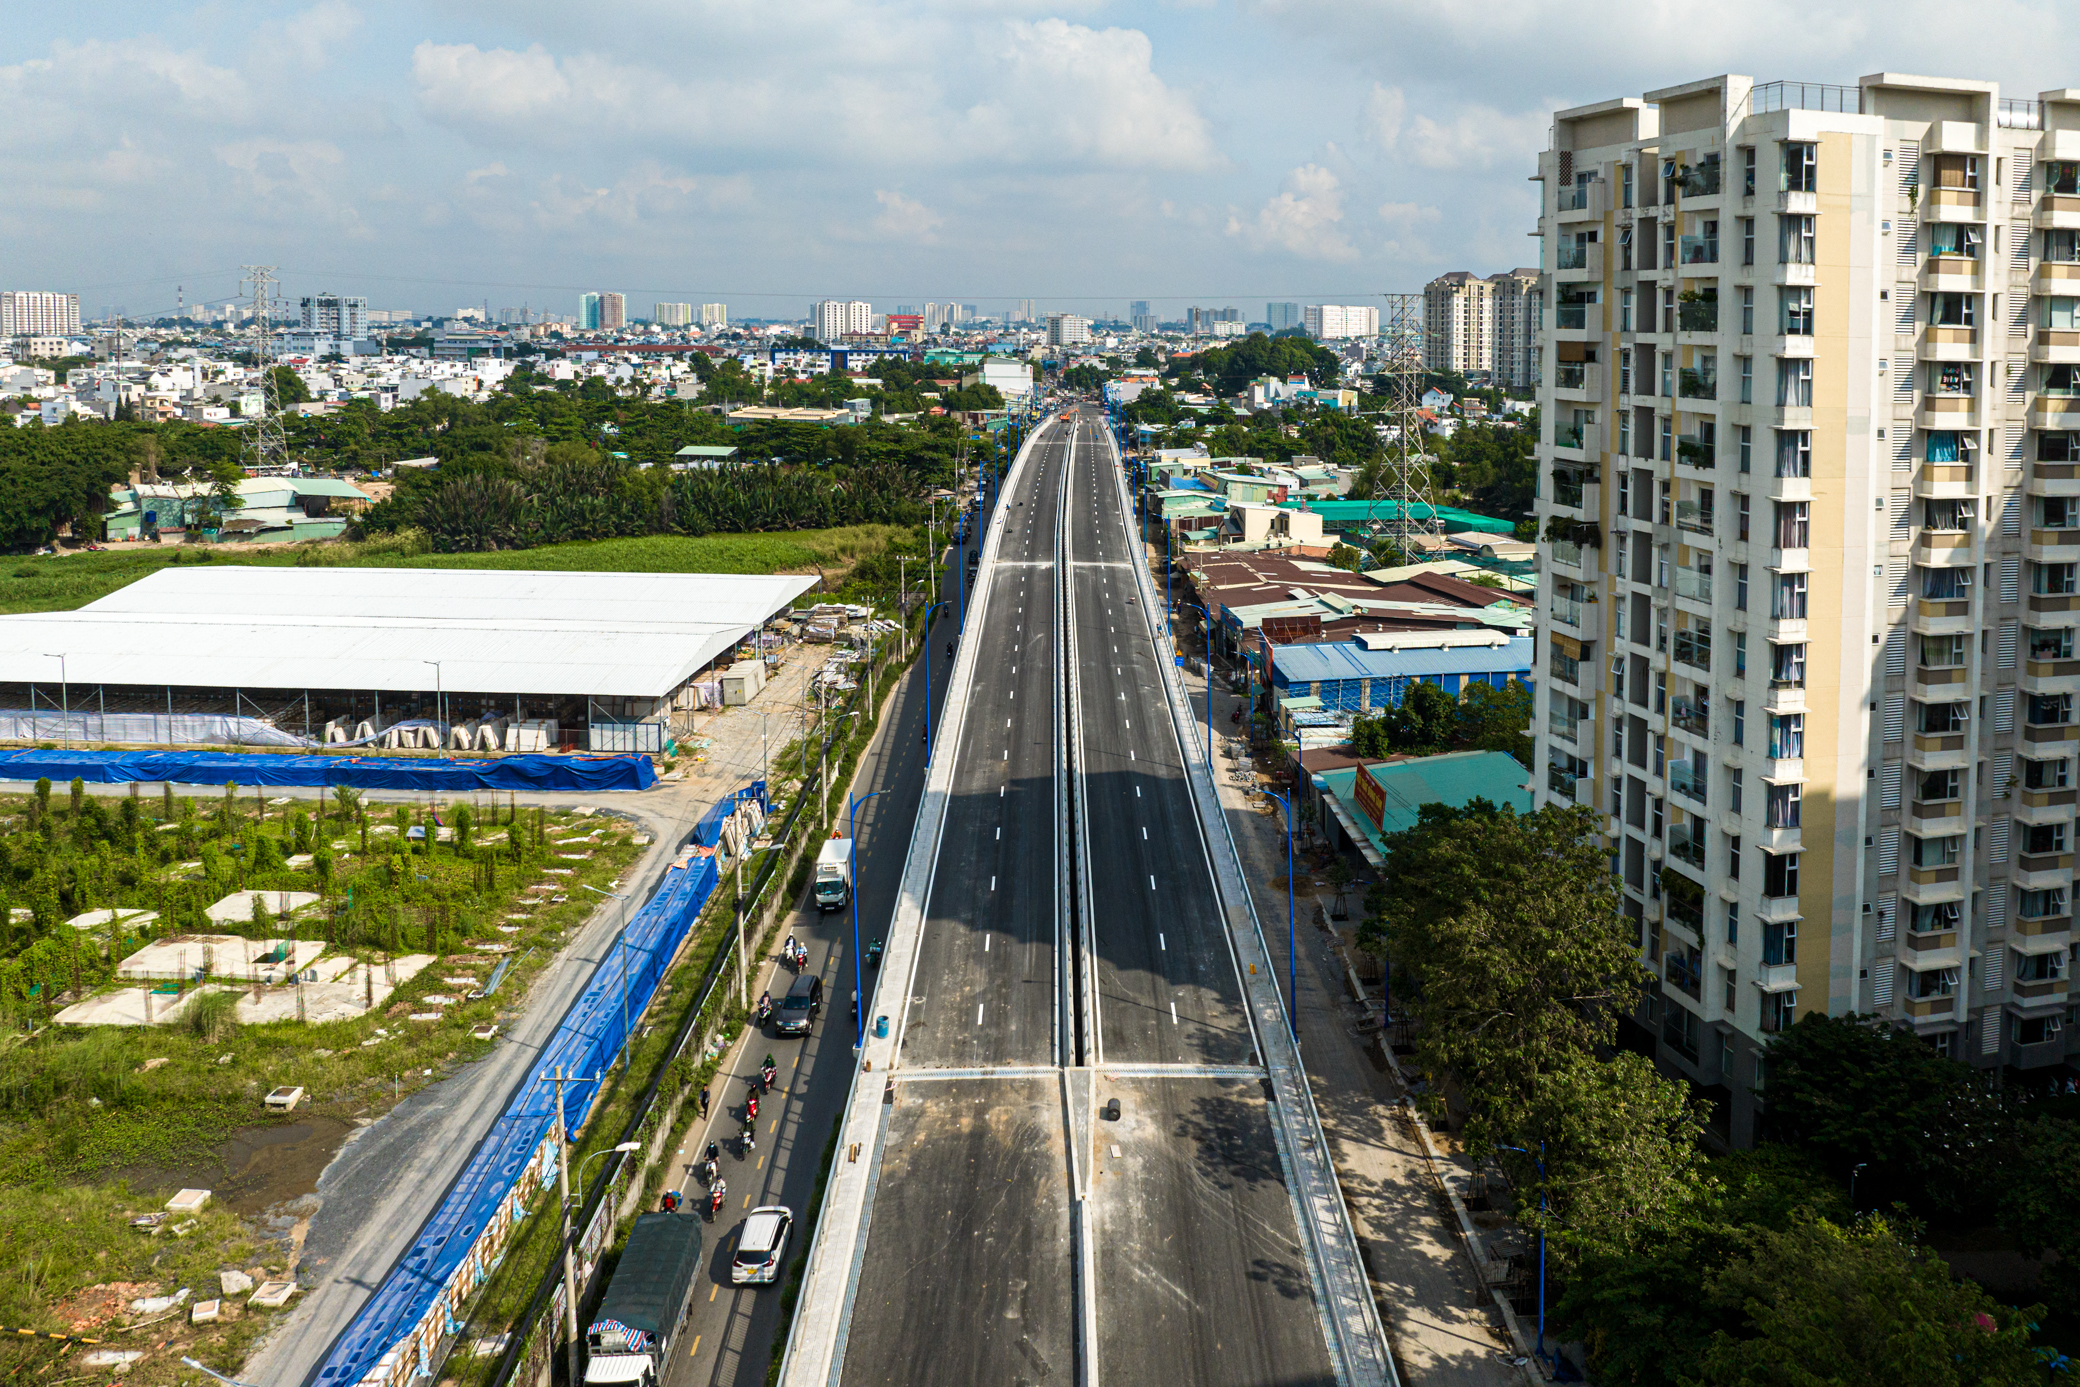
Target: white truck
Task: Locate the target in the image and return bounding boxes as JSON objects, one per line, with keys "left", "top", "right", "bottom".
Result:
{"left": 814, "top": 837, "right": 854, "bottom": 911}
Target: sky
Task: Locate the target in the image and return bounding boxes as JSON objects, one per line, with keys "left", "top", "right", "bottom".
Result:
{"left": 3, "top": 0, "right": 2078, "bottom": 324}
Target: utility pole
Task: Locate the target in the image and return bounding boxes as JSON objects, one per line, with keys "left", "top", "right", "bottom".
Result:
{"left": 554, "top": 1068, "right": 580, "bottom": 1387}
{"left": 1377, "top": 292, "right": 1440, "bottom": 566}
{"left": 240, "top": 265, "right": 289, "bottom": 475}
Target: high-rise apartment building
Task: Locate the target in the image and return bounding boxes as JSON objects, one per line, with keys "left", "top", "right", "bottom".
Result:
{"left": 1487, "top": 269, "right": 1542, "bottom": 390}
{"left": 1424, "top": 272, "right": 1495, "bottom": 374}
{"left": 1046, "top": 313, "right": 1091, "bottom": 347}
{"left": 1303, "top": 304, "right": 1379, "bottom": 340}
{"left": 298, "top": 293, "right": 368, "bottom": 340}
{"left": 1016, "top": 299, "right": 1036, "bottom": 323}
{"left": 1130, "top": 300, "right": 1150, "bottom": 321}
{"left": 1131, "top": 314, "right": 1157, "bottom": 334}
{"left": 812, "top": 300, "right": 873, "bottom": 339}
{"left": 2, "top": 291, "right": 81, "bottom": 338}
{"left": 700, "top": 303, "right": 728, "bottom": 328}
{"left": 1530, "top": 73, "right": 2080, "bottom": 1142}
{"left": 1267, "top": 302, "right": 1302, "bottom": 332}
{"left": 654, "top": 302, "right": 693, "bottom": 327}
{"left": 579, "top": 292, "right": 626, "bottom": 331}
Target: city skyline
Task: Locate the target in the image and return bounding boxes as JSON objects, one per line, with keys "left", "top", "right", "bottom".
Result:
{"left": 9, "top": 2, "right": 2075, "bottom": 317}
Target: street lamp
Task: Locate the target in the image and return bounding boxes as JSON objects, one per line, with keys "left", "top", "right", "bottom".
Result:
{"left": 847, "top": 788, "right": 886, "bottom": 1051}
{"left": 560, "top": 1137, "right": 640, "bottom": 1383}
{"left": 921, "top": 600, "right": 951, "bottom": 761}
{"left": 582, "top": 884, "right": 633, "bottom": 1073}
{"left": 1497, "top": 1141, "right": 1549, "bottom": 1368}
{"left": 1182, "top": 600, "right": 1218, "bottom": 758}
{"left": 42, "top": 653, "right": 66, "bottom": 748}
{"left": 422, "top": 659, "right": 444, "bottom": 735}
{"left": 1255, "top": 786, "right": 1299, "bottom": 1039}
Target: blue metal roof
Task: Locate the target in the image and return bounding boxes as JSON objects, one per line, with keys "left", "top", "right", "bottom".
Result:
{"left": 1270, "top": 637, "right": 1532, "bottom": 685}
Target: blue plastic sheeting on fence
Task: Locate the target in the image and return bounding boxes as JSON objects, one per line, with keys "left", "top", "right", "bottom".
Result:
{"left": 313, "top": 848, "right": 723, "bottom": 1387}
{"left": 691, "top": 780, "right": 767, "bottom": 846}
{"left": 0, "top": 748, "right": 656, "bottom": 792}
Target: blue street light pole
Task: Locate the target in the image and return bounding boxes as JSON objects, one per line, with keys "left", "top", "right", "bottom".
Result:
{"left": 1256, "top": 787, "right": 1299, "bottom": 1039}
{"left": 1184, "top": 600, "right": 1217, "bottom": 758}
{"left": 847, "top": 788, "right": 887, "bottom": 1051}
{"left": 921, "top": 600, "right": 951, "bottom": 762}
{"left": 1497, "top": 1142, "right": 1549, "bottom": 1366}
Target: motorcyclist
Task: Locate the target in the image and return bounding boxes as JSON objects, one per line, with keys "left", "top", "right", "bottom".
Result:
{"left": 762, "top": 1055, "right": 777, "bottom": 1091}
{"left": 742, "top": 1116, "right": 757, "bottom": 1155}
{"left": 756, "top": 990, "right": 772, "bottom": 1024}
{"left": 745, "top": 1092, "right": 759, "bottom": 1122}
{"left": 703, "top": 1140, "right": 720, "bottom": 1184}
{"left": 784, "top": 934, "right": 798, "bottom": 969}
{"left": 709, "top": 1178, "right": 726, "bottom": 1216}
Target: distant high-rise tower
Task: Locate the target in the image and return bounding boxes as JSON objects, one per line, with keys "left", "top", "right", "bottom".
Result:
{"left": 299, "top": 292, "right": 368, "bottom": 340}
{"left": 654, "top": 302, "right": 693, "bottom": 327}
{"left": 1266, "top": 302, "right": 1301, "bottom": 332}
{"left": 700, "top": 303, "right": 728, "bottom": 328}
{"left": 811, "top": 300, "right": 873, "bottom": 340}
{"left": 1, "top": 290, "right": 82, "bottom": 338}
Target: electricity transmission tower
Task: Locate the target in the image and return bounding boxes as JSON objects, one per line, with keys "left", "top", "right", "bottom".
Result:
{"left": 241, "top": 265, "right": 290, "bottom": 474}
{"left": 1374, "top": 292, "right": 1440, "bottom": 566}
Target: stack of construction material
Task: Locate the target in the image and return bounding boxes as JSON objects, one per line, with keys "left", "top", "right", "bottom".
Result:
{"left": 504, "top": 719, "right": 559, "bottom": 752}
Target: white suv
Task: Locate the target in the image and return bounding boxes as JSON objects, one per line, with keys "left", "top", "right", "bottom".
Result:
{"left": 730, "top": 1206, "right": 793, "bottom": 1286}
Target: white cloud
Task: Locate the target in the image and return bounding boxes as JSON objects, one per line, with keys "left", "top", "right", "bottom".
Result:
{"left": 1365, "top": 83, "right": 1553, "bottom": 170}
{"left": 969, "top": 20, "right": 1221, "bottom": 172}
{"left": 412, "top": 42, "right": 571, "bottom": 127}
{"left": 872, "top": 190, "right": 944, "bottom": 241}
{"left": 1227, "top": 164, "right": 1358, "bottom": 262}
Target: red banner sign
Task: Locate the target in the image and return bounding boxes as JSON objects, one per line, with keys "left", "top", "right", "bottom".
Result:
{"left": 1351, "top": 766, "right": 1386, "bottom": 830}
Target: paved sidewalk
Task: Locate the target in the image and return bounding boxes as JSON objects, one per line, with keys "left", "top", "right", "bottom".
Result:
{"left": 1165, "top": 639, "right": 1528, "bottom": 1387}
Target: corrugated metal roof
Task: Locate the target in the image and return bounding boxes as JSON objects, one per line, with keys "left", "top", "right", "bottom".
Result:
{"left": 1312, "top": 751, "right": 1535, "bottom": 843}
{"left": 1271, "top": 636, "right": 1533, "bottom": 684}
{"left": 0, "top": 567, "right": 817, "bottom": 697}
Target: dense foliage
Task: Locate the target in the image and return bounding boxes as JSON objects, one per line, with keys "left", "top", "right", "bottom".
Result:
{"left": 1347, "top": 679, "right": 1530, "bottom": 765}
{"left": 1165, "top": 331, "right": 1340, "bottom": 395}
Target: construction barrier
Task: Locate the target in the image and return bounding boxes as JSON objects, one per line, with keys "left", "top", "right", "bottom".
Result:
{"left": 0, "top": 748, "right": 655, "bottom": 793}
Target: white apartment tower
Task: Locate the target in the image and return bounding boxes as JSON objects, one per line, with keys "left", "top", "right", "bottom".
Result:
{"left": 700, "top": 303, "right": 728, "bottom": 329}
{"left": 654, "top": 302, "right": 693, "bottom": 327}
{"left": 1424, "top": 272, "right": 1495, "bottom": 374}
{"left": 2, "top": 291, "right": 81, "bottom": 338}
{"left": 1488, "top": 269, "right": 1542, "bottom": 390}
{"left": 299, "top": 293, "right": 368, "bottom": 340}
{"left": 812, "top": 300, "right": 873, "bottom": 340}
{"left": 1304, "top": 304, "right": 1380, "bottom": 340}
{"left": 1532, "top": 73, "right": 2080, "bottom": 1143}
{"left": 1046, "top": 313, "right": 1092, "bottom": 347}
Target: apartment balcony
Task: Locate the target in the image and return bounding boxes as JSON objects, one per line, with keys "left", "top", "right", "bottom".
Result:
{"left": 1908, "top": 729, "right": 1970, "bottom": 770}
{"left": 1554, "top": 242, "right": 1604, "bottom": 282}
{"left": 2024, "top": 655, "right": 2080, "bottom": 692}
{"left": 1914, "top": 463, "right": 1978, "bottom": 499}
{"left": 1914, "top": 532, "right": 1975, "bottom": 566}
{"left": 1900, "top": 866, "right": 1966, "bottom": 904}
{"left": 1678, "top": 235, "right": 1720, "bottom": 268}
{"left": 2031, "top": 461, "right": 2080, "bottom": 498}
{"left": 1676, "top": 434, "right": 1716, "bottom": 469}
{"left": 1763, "top": 681, "right": 1807, "bottom": 715}
{"left": 2033, "top": 263, "right": 2080, "bottom": 299}
{"left": 1552, "top": 361, "right": 1602, "bottom": 401}
{"left": 2015, "top": 851, "right": 2076, "bottom": 891}
{"left": 1756, "top": 893, "right": 1803, "bottom": 924}
{"left": 2016, "top": 786, "right": 2080, "bottom": 824}
{"left": 1556, "top": 180, "right": 1605, "bottom": 222}
{"left": 1924, "top": 187, "right": 1985, "bottom": 222}
{"left": 2030, "top": 590, "right": 2080, "bottom": 621}
{"left": 1755, "top": 823, "right": 1802, "bottom": 853}
{"left": 2032, "top": 329, "right": 2080, "bottom": 365}
{"left": 2014, "top": 976, "right": 2073, "bottom": 1007}
{"left": 1903, "top": 928, "right": 1960, "bottom": 958}
{"left": 1902, "top": 993, "right": 1960, "bottom": 1021}
{"left": 1553, "top": 304, "right": 1598, "bottom": 337}
{"left": 2027, "top": 527, "right": 2080, "bottom": 563}
{"left": 1911, "top": 664, "right": 1970, "bottom": 703}
{"left": 1768, "top": 405, "right": 1815, "bottom": 430}
{"left": 1770, "top": 333, "right": 1816, "bottom": 359}
{"left": 1765, "top": 472, "right": 1813, "bottom": 503}
{"left": 2013, "top": 911, "right": 2073, "bottom": 943}
{"left": 1910, "top": 597, "right": 1974, "bottom": 637}
{"left": 1771, "top": 546, "right": 1811, "bottom": 575}
{"left": 1919, "top": 326, "right": 1982, "bottom": 361}
{"left": 1921, "top": 257, "right": 1984, "bottom": 295}
{"left": 1766, "top": 615, "right": 1808, "bottom": 644}
{"left": 2029, "top": 395, "right": 2080, "bottom": 431}
{"left": 1919, "top": 395, "right": 1983, "bottom": 430}
{"left": 1677, "top": 368, "right": 1718, "bottom": 401}
{"left": 1772, "top": 262, "right": 1818, "bottom": 288}
{"left": 1551, "top": 421, "right": 1604, "bottom": 461}
{"left": 1673, "top": 566, "right": 1712, "bottom": 605}
{"left": 1777, "top": 189, "right": 1819, "bottom": 216}
{"left": 1754, "top": 961, "right": 1801, "bottom": 993}
{"left": 1908, "top": 797, "right": 1969, "bottom": 835}
{"left": 2034, "top": 194, "right": 2080, "bottom": 230}
{"left": 2023, "top": 720, "right": 2080, "bottom": 749}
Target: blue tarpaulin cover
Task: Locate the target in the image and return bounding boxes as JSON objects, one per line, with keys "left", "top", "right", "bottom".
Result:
{"left": 313, "top": 839, "right": 726, "bottom": 1387}
{"left": 0, "top": 748, "right": 655, "bottom": 792}
{"left": 692, "top": 781, "right": 767, "bottom": 846}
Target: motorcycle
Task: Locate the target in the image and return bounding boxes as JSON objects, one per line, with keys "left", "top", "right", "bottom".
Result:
{"left": 745, "top": 1092, "right": 759, "bottom": 1123}
{"left": 761, "top": 1057, "right": 777, "bottom": 1093}
{"left": 791, "top": 940, "right": 809, "bottom": 971}
{"left": 865, "top": 938, "right": 883, "bottom": 970}
{"left": 708, "top": 1181, "right": 726, "bottom": 1219}
{"left": 741, "top": 1117, "right": 757, "bottom": 1156}
{"left": 782, "top": 936, "right": 801, "bottom": 972}
{"left": 756, "top": 992, "right": 773, "bottom": 1026}
{"left": 702, "top": 1141, "right": 721, "bottom": 1186}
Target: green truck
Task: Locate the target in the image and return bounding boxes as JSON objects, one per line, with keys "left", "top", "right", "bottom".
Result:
{"left": 584, "top": 1212, "right": 704, "bottom": 1387}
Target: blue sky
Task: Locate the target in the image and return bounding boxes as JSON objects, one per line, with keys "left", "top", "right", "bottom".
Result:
{"left": 3, "top": 1, "right": 2075, "bottom": 322}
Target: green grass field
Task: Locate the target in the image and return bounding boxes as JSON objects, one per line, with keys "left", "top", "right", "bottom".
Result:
{"left": 0, "top": 525, "right": 915, "bottom": 615}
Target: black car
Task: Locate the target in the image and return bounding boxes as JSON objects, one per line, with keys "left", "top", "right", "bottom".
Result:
{"left": 773, "top": 973, "right": 822, "bottom": 1036}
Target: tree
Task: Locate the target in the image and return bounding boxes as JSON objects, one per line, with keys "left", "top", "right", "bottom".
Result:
{"left": 1997, "top": 1115, "right": 2080, "bottom": 1313}
{"left": 268, "top": 365, "right": 313, "bottom": 406}
{"left": 1362, "top": 801, "right": 1647, "bottom": 1153}
{"left": 1456, "top": 680, "right": 1532, "bottom": 766}
{"left": 1763, "top": 1012, "right": 2003, "bottom": 1216}
{"left": 1694, "top": 1215, "right": 2046, "bottom": 1386}
{"left": 1384, "top": 679, "right": 1455, "bottom": 753}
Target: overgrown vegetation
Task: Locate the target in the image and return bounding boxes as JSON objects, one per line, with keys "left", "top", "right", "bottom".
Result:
{"left": 1347, "top": 680, "right": 1530, "bottom": 766}
{"left": 1360, "top": 800, "right": 2073, "bottom": 1383}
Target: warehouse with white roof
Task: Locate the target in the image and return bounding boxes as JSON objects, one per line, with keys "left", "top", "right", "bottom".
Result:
{"left": 0, "top": 566, "right": 820, "bottom": 751}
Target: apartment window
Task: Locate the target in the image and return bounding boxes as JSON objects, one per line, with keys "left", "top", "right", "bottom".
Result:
{"left": 1729, "top": 355, "right": 1749, "bottom": 404}
{"left": 1660, "top": 417, "right": 1673, "bottom": 462}
{"left": 2028, "top": 692, "right": 2075, "bottom": 727}
{"left": 2048, "top": 366, "right": 2080, "bottom": 402}
{"left": 1737, "top": 492, "right": 1751, "bottom": 540}
{"left": 1918, "top": 699, "right": 1968, "bottom": 733}
{"left": 2026, "top": 822, "right": 2070, "bottom": 855}
{"left": 1730, "top": 773, "right": 1744, "bottom": 817}
{"left": 1920, "top": 566, "right": 1971, "bottom": 600}
{"left": 1920, "top": 633, "right": 1968, "bottom": 668}
{"left": 2049, "top": 299, "right": 2080, "bottom": 333}
{"left": 1619, "top": 287, "right": 1634, "bottom": 333}
{"left": 1739, "top": 285, "right": 1755, "bottom": 334}
{"left": 1770, "top": 643, "right": 1806, "bottom": 686}
{"left": 1775, "top": 429, "right": 1811, "bottom": 478}
{"left": 2042, "top": 496, "right": 2080, "bottom": 529}
{"left": 1932, "top": 152, "right": 1980, "bottom": 191}
{"left": 2033, "top": 562, "right": 2078, "bottom": 596}
{"left": 1732, "top": 698, "right": 1746, "bottom": 745}
{"left": 2050, "top": 163, "right": 2080, "bottom": 196}
{"left": 1910, "top": 833, "right": 1961, "bottom": 868}
{"left": 2020, "top": 886, "right": 2069, "bottom": 920}
{"left": 1763, "top": 918, "right": 1797, "bottom": 966}
{"left": 1782, "top": 142, "right": 1817, "bottom": 194}
{"left": 1779, "top": 214, "right": 1815, "bottom": 264}
{"left": 2024, "top": 757, "right": 2072, "bottom": 790}
{"left": 1928, "top": 223, "right": 1981, "bottom": 259}
{"left": 1735, "top": 562, "right": 1750, "bottom": 611}
{"left": 1621, "top": 161, "right": 1635, "bottom": 208}
{"left": 1663, "top": 223, "right": 1677, "bottom": 274}
{"left": 1930, "top": 291, "right": 1977, "bottom": 327}
{"left": 1923, "top": 498, "right": 1974, "bottom": 532}
{"left": 1765, "top": 783, "right": 1802, "bottom": 828}
{"left": 1762, "top": 850, "right": 1800, "bottom": 897}
{"left": 1618, "top": 225, "right": 1634, "bottom": 272}
{"left": 1737, "top": 424, "right": 1752, "bottom": 473}
{"left": 1930, "top": 361, "right": 1975, "bottom": 396}
{"left": 1741, "top": 146, "right": 1757, "bottom": 196}
{"left": 1917, "top": 768, "right": 1962, "bottom": 802}
{"left": 1774, "top": 500, "right": 1809, "bottom": 548}
{"left": 1741, "top": 217, "right": 1756, "bottom": 266}
{"left": 2030, "top": 626, "right": 2076, "bottom": 660}
{"left": 1780, "top": 286, "right": 1815, "bottom": 335}
{"left": 1768, "top": 712, "right": 1805, "bottom": 759}
{"left": 1777, "top": 358, "right": 1813, "bottom": 407}
{"left": 1726, "top": 900, "right": 1740, "bottom": 945}
{"left": 1617, "top": 410, "right": 1631, "bottom": 457}
{"left": 2046, "top": 229, "right": 2080, "bottom": 263}
{"left": 1772, "top": 572, "right": 1809, "bottom": 619}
